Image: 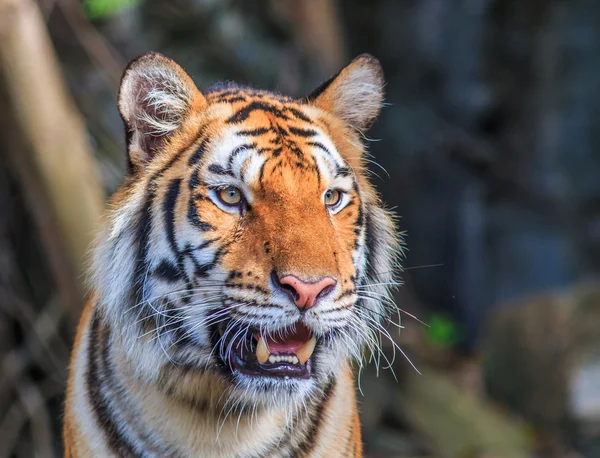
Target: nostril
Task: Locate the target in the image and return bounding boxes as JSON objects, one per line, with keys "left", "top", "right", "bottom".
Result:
{"left": 281, "top": 283, "right": 299, "bottom": 300}
{"left": 270, "top": 271, "right": 300, "bottom": 300}
{"left": 317, "top": 283, "right": 335, "bottom": 299}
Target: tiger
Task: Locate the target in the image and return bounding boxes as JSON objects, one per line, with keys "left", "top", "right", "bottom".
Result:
{"left": 63, "top": 51, "right": 401, "bottom": 458}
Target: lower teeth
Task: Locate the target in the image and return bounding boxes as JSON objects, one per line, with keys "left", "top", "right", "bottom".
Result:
{"left": 267, "top": 355, "right": 300, "bottom": 365}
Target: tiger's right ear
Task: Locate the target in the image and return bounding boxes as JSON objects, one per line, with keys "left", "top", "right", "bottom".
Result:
{"left": 118, "top": 52, "right": 206, "bottom": 172}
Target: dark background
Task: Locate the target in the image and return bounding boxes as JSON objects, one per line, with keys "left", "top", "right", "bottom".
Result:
{"left": 1, "top": 0, "right": 600, "bottom": 457}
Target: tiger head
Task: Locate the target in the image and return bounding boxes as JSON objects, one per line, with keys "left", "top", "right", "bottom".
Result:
{"left": 93, "top": 52, "right": 400, "bottom": 408}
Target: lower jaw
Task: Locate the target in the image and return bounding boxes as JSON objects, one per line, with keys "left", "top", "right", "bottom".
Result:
{"left": 229, "top": 351, "right": 313, "bottom": 380}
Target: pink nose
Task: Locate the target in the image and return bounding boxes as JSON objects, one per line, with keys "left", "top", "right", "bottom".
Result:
{"left": 278, "top": 275, "right": 337, "bottom": 310}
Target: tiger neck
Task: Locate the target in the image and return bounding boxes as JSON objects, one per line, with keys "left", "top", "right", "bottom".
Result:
{"left": 88, "top": 310, "right": 355, "bottom": 457}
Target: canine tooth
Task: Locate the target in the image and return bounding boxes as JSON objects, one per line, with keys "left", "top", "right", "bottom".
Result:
{"left": 256, "top": 337, "right": 270, "bottom": 364}
{"left": 268, "top": 355, "right": 276, "bottom": 364}
{"left": 292, "top": 356, "right": 299, "bottom": 365}
{"left": 296, "top": 336, "right": 317, "bottom": 365}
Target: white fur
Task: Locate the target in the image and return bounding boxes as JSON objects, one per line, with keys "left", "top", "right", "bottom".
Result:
{"left": 137, "top": 67, "right": 190, "bottom": 135}
{"left": 333, "top": 66, "right": 384, "bottom": 131}
{"left": 119, "top": 60, "right": 193, "bottom": 149}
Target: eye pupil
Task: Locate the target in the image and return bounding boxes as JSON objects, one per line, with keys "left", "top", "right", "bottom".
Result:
{"left": 219, "top": 187, "right": 242, "bottom": 205}
{"left": 324, "top": 189, "right": 341, "bottom": 207}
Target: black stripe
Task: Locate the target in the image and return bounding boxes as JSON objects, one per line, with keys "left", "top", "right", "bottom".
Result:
{"left": 227, "top": 143, "right": 256, "bottom": 169}
{"left": 188, "top": 168, "right": 201, "bottom": 190}
{"left": 237, "top": 127, "right": 270, "bottom": 136}
{"left": 181, "top": 239, "right": 216, "bottom": 255}
{"left": 207, "top": 163, "right": 234, "bottom": 176}
{"left": 153, "top": 260, "right": 182, "bottom": 283}
{"left": 288, "top": 126, "right": 317, "bottom": 137}
{"left": 193, "top": 245, "right": 228, "bottom": 278}
{"left": 132, "top": 198, "right": 153, "bottom": 316}
{"left": 287, "top": 107, "right": 312, "bottom": 123}
{"left": 288, "top": 144, "right": 304, "bottom": 159}
{"left": 336, "top": 288, "right": 356, "bottom": 299}
{"left": 195, "top": 262, "right": 214, "bottom": 278}
{"left": 86, "top": 313, "right": 142, "bottom": 457}
{"left": 228, "top": 101, "right": 288, "bottom": 124}
{"left": 229, "top": 310, "right": 291, "bottom": 320}
{"left": 314, "top": 160, "right": 321, "bottom": 185}
{"left": 227, "top": 101, "right": 312, "bottom": 124}
{"left": 364, "top": 209, "right": 377, "bottom": 280}
{"left": 289, "top": 378, "right": 336, "bottom": 458}
{"left": 164, "top": 178, "right": 183, "bottom": 255}
{"left": 208, "top": 87, "right": 242, "bottom": 97}
{"left": 188, "top": 138, "right": 209, "bottom": 166}
{"left": 187, "top": 196, "right": 216, "bottom": 231}
{"left": 257, "top": 160, "right": 268, "bottom": 190}
{"left": 336, "top": 166, "right": 352, "bottom": 177}
{"left": 307, "top": 141, "right": 332, "bottom": 157}
{"left": 221, "top": 95, "right": 246, "bottom": 103}
{"left": 353, "top": 184, "right": 365, "bottom": 250}
{"left": 180, "top": 240, "right": 220, "bottom": 276}
{"left": 316, "top": 305, "right": 352, "bottom": 316}
{"left": 305, "top": 69, "right": 342, "bottom": 101}
{"left": 355, "top": 201, "right": 364, "bottom": 228}
{"left": 274, "top": 123, "right": 290, "bottom": 138}
{"left": 164, "top": 178, "right": 198, "bottom": 296}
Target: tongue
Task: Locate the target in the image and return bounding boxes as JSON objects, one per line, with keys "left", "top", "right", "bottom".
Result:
{"left": 263, "top": 322, "right": 312, "bottom": 353}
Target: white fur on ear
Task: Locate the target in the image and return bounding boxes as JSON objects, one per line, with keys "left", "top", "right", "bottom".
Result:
{"left": 118, "top": 52, "right": 203, "bottom": 170}
{"left": 309, "top": 54, "right": 384, "bottom": 132}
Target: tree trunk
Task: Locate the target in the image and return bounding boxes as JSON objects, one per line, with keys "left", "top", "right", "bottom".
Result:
{"left": 0, "top": 0, "right": 105, "bottom": 324}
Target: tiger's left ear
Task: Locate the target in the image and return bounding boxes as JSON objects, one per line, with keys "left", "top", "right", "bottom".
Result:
{"left": 308, "top": 54, "right": 384, "bottom": 132}
{"left": 118, "top": 52, "right": 206, "bottom": 172}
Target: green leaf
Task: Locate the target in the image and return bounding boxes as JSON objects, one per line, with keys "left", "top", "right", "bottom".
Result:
{"left": 426, "top": 313, "right": 459, "bottom": 347}
{"left": 83, "top": 0, "right": 140, "bottom": 20}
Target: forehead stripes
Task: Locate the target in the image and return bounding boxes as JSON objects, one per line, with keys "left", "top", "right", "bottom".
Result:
{"left": 196, "top": 91, "right": 352, "bottom": 189}
{"left": 227, "top": 100, "right": 312, "bottom": 125}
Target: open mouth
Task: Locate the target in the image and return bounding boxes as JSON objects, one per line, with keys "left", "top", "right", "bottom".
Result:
{"left": 217, "top": 322, "right": 317, "bottom": 380}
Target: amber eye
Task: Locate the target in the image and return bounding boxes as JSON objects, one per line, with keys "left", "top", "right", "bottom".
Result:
{"left": 324, "top": 189, "right": 342, "bottom": 207}
{"left": 218, "top": 186, "right": 242, "bottom": 205}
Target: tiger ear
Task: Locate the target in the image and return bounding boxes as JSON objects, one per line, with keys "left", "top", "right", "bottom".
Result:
{"left": 308, "top": 54, "right": 384, "bottom": 132}
{"left": 118, "top": 52, "right": 206, "bottom": 172}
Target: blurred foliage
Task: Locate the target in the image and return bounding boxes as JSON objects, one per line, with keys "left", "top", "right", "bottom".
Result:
{"left": 425, "top": 314, "right": 459, "bottom": 348}
{"left": 83, "top": 0, "right": 140, "bottom": 19}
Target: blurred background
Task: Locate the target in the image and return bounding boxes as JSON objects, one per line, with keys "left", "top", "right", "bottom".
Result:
{"left": 1, "top": 0, "right": 600, "bottom": 456}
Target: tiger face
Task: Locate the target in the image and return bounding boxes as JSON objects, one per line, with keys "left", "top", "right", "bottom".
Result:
{"left": 93, "top": 53, "right": 399, "bottom": 408}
